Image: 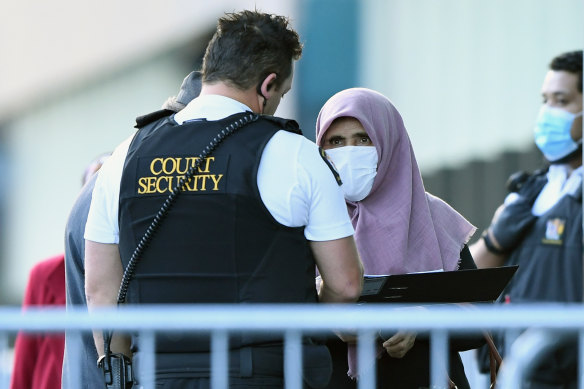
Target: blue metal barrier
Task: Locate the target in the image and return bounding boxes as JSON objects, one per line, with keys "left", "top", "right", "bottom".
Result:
{"left": 1, "top": 303, "right": 583, "bottom": 389}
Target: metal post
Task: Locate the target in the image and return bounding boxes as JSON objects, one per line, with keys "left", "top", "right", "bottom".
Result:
{"left": 0, "top": 333, "right": 8, "bottom": 389}
{"left": 285, "top": 330, "right": 303, "bottom": 389}
{"left": 137, "top": 330, "right": 156, "bottom": 389}
{"left": 211, "top": 330, "right": 229, "bottom": 389}
{"left": 430, "top": 329, "right": 449, "bottom": 388}
{"left": 579, "top": 330, "right": 583, "bottom": 389}
{"left": 497, "top": 329, "right": 575, "bottom": 389}
{"left": 358, "top": 330, "right": 376, "bottom": 389}
{"left": 67, "top": 330, "right": 84, "bottom": 389}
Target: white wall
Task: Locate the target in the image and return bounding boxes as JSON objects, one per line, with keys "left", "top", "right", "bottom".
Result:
{"left": 360, "top": 0, "right": 583, "bottom": 173}
{"left": 2, "top": 57, "right": 187, "bottom": 303}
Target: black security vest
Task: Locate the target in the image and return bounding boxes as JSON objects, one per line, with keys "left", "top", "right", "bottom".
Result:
{"left": 118, "top": 112, "right": 318, "bottom": 352}
{"left": 493, "top": 171, "right": 583, "bottom": 384}
{"left": 503, "top": 174, "right": 583, "bottom": 303}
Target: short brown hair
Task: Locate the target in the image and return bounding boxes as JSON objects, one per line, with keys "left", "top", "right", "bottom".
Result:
{"left": 202, "top": 10, "right": 303, "bottom": 91}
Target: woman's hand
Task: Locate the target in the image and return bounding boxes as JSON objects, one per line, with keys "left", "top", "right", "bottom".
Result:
{"left": 382, "top": 331, "right": 417, "bottom": 358}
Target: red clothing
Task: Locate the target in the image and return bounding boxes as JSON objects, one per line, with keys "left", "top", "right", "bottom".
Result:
{"left": 11, "top": 254, "right": 66, "bottom": 389}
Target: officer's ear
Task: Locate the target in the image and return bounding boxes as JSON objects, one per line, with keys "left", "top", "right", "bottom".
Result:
{"left": 258, "top": 73, "right": 278, "bottom": 100}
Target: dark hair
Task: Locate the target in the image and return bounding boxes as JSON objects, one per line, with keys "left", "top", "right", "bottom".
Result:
{"left": 202, "top": 10, "right": 303, "bottom": 91}
{"left": 549, "top": 50, "right": 583, "bottom": 93}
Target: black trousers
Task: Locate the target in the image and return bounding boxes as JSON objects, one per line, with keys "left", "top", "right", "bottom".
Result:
{"left": 133, "top": 343, "right": 331, "bottom": 389}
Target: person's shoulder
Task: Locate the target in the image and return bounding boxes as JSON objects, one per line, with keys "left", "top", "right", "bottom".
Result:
{"left": 264, "top": 129, "right": 340, "bottom": 187}
{"left": 32, "top": 254, "right": 65, "bottom": 272}
{"left": 263, "top": 130, "right": 313, "bottom": 170}
{"left": 262, "top": 113, "right": 317, "bottom": 151}
{"left": 96, "top": 134, "right": 135, "bottom": 180}
{"left": 260, "top": 114, "right": 302, "bottom": 135}
{"left": 66, "top": 174, "right": 97, "bottom": 231}
{"left": 26, "top": 254, "right": 65, "bottom": 304}
{"left": 269, "top": 130, "right": 321, "bottom": 160}
{"left": 29, "top": 254, "right": 65, "bottom": 284}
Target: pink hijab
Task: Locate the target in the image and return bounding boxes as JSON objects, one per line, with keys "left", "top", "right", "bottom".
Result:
{"left": 316, "top": 88, "right": 476, "bottom": 275}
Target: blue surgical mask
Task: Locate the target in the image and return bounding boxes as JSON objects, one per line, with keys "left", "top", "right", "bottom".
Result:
{"left": 534, "top": 106, "right": 582, "bottom": 162}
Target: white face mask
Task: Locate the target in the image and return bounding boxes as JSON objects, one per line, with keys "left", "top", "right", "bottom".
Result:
{"left": 325, "top": 146, "right": 378, "bottom": 202}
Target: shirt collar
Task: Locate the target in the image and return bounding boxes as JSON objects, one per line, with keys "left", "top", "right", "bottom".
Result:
{"left": 531, "top": 164, "right": 583, "bottom": 215}
{"left": 173, "top": 95, "right": 253, "bottom": 124}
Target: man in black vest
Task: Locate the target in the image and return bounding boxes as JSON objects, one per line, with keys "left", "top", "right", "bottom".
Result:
{"left": 84, "top": 10, "right": 363, "bottom": 388}
{"left": 471, "top": 50, "right": 583, "bottom": 389}
{"left": 61, "top": 71, "right": 202, "bottom": 388}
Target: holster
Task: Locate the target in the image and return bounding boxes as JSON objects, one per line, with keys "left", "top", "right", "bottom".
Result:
{"left": 98, "top": 352, "right": 134, "bottom": 389}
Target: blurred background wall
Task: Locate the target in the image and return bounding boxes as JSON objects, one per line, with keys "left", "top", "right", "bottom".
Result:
{"left": 0, "top": 0, "right": 582, "bottom": 306}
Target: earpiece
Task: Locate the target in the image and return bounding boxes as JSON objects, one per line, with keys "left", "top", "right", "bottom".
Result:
{"left": 256, "top": 73, "right": 278, "bottom": 110}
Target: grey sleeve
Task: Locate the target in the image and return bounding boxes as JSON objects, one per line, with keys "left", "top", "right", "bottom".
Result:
{"left": 62, "top": 173, "right": 105, "bottom": 388}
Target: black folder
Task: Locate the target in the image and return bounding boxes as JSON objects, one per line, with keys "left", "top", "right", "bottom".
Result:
{"left": 358, "top": 265, "right": 518, "bottom": 303}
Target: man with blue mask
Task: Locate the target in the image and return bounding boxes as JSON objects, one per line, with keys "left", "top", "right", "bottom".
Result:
{"left": 472, "top": 50, "right": 582, "bottom": 389}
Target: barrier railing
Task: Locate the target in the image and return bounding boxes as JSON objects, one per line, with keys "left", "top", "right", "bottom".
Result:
{"left": 1, "top": 303, "right": 583, "bottom": 389}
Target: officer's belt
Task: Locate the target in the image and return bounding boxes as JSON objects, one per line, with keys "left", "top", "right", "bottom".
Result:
{"left": 152, "top": 346, "right": 283, "bottom": 378}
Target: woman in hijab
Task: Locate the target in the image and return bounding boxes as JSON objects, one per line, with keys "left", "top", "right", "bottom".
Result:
{"left": 315, "top": 88, "right": 483, "bottom": 389}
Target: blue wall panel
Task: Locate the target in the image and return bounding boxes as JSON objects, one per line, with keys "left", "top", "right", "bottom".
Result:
{"left": 296, "top": 0, "right": 359, "bottom": 141}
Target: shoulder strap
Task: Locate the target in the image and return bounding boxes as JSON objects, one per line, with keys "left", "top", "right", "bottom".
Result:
{"left": 134, "top": 109, "right": 174, "bottom": 129}
{"left": 260, "top": 114, "right": 302, "bottom": 135}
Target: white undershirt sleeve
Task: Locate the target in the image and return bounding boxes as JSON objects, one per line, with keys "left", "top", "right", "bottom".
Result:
{"left": 257, "top": 131, "right": 354, "bottom": 241}
{"left": 296, "top": 139, "right": 354, "bottom": 241}
{"left": 84, "top": 135, "right": 134, "bottom": 244}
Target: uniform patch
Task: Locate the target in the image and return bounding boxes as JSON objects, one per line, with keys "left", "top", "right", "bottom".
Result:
{"left": 319, "top": 147, "right": 342, "bottom": 186}
{"left": 135, "top": 155, "right": 228, "bottom": 195}
{"left": 541, "top": 217, "right": 566, "bottom": 245}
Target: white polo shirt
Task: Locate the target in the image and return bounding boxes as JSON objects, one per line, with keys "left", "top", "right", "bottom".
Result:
{"left": 85, "top": 95, "right": 354, "bottom": 243}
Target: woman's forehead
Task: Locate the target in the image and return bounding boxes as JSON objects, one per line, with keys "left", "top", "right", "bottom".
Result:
{"left": 327, "top": 117, "right": 365, "bottom": 133}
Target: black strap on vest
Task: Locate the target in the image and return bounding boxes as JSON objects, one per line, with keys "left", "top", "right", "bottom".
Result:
{"left": 133, "top": 109, "right": 174, "bottom": 129}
